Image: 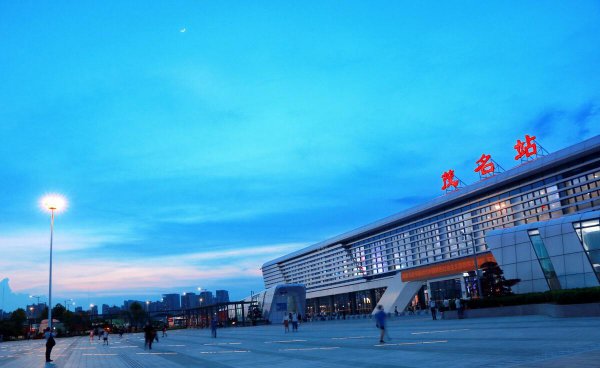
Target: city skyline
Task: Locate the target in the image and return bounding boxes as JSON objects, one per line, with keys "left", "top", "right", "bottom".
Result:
{"left": 1, "top": 1, "right": 600, "bottom": 311}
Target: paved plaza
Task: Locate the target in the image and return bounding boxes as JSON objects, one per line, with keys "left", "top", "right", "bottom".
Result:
{"left": 1, "top": 315, "right": 600, "bottom": 368}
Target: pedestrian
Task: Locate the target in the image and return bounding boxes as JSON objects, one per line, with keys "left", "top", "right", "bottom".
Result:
{"left": 162, "top": 325, "right": 167, "bottom": 338}
{"left": 210, "top": 316, "right": 217, "bottom": 338}
{"left": 89, "top": 329, "right": 94, "bottom": 342}
{"left": 374, "top": 305, "right": 388, "bottom": 344}
{"left": 394, "top": 306, "right": 399, "bottom": 317}
{"left": 44, "top": 327, "right": 56, "bottom": 363}
{"left": 102, "top": 329, "right": 109, "bottom": 346}
{"left": 143, "top": 322, "right": 154, "bottom": 350}
{"left": 291, "top": 312, "right": 299, "bottom": 332}
{"left": 442, "top": 299, "right": 449, "bottom": 319}
{"left": 429, "top": 299, "right": 437, "bottom": 320}
{"left": 119, "top": 328, "right": 124, "bottom": 338}
{"left": 455, "top": 298, "right": 463, "bottom": 319}
{"left": 283, "top": 314, "right": 289, "bottom": 333}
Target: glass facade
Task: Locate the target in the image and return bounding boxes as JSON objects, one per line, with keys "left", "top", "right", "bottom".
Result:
{"left": 574, "top": 219, "right": 600, "bottom": 282}
{"left": 528, "top": 230, "right": 562, "bottom": 290}
{"left": 305, "top": 287, "right": 387, "bottom": 317}
{"left": 429, "top": 278, "right": 463, "bottom": 301}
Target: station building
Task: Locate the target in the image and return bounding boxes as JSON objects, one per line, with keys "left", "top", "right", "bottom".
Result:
{"left": 261, "top": 135, "right": 600, "bottom": 316}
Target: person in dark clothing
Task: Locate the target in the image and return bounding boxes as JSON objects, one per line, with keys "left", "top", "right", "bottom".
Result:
{"left": 210, "top": 316, "right": 218, "bottom": 338}
{"left": 143, "top": 323, "right": 155, "bottom": 350}
{"left": 44, "top": 327, "right": 56, "bottom": 363}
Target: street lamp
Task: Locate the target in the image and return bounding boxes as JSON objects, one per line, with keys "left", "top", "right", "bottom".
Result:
{"left": 29, "top": 295, "right": 43, "bottom": 305}
{"left": 462, "top": 230, "right": 483, "bottom": 298}
{"left": 41, "top": 194, "right": 67, "bottom": 333}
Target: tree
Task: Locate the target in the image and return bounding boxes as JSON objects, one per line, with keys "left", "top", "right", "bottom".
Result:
{"left": 10, "top": 308, "right": 27, "bottom": 326}
{"left": 52, "top": 304, "right": 66, "bottom": 321}
{"left": 480, "top": 261, "right": 520, "bottom": 297}
{"left": 129, "top": 302, "right": 146, "bottom": 327}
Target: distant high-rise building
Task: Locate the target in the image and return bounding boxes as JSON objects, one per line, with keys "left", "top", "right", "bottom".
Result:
{"left": 215, "top": 290, "right": 230, "bottom": 304}
{"left": 198, "top": 291, "right": 213, "bottom": 306}
{"left": 123, "top": 300, "right": 144, "bottom": 311}
{"left": 75, "top": 306, "right": 83, "bottom": 313}
{"left": 26, "top": 303, "right": 45, "bottom": 319}
{"left": 162, "top": 294, "right": 181, "bottom": 310}
{"left": 181, "top": 292, "right": 199, "bottom": 309}
{"left": 147, "top": 300, "right": 163, "bottom": 313}
{"left": 102, "top": 304, "right": 121, "bottom": 315}
{"left": 89, "top": 305, "right": 98, "bottom": 316}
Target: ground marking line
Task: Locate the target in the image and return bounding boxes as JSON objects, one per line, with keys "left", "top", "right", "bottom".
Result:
{"left": 136, "top": 352, "right": 178, "bottom": 355}
{"left": 281, "top": 347, "right": 340, "bottom": 351}
{"left": 200, "top": 350, "right": 250, "bottom": 354}
{"left": 375, "top": 340, "right": 448, "bottom": 347}
{"left": 411, "top": 329, "right": 470, "bottom": 335}
{"left": 166, "top": 344, "right": 187, "bottom": 347}
{"left": 83, "top": 353, "right": 118, "bottom": 356}
{"left": 109, "top": 346, "right": 138, "bottom": 348}
{"left": 265, "top": 339, "right": 307, "bottom": 343}
{"left": 332, "top": 336, "right": 374, "bottom": 340}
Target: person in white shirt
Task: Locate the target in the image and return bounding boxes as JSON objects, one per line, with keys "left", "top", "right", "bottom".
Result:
{"left": 429, "top": 299, "right": 437, "bottom": 320}
{"left": 102, "top": 329, "right": 109, "bottom": 345}
{"left": 455, "top": 298, "right": 464, "bottom": 319}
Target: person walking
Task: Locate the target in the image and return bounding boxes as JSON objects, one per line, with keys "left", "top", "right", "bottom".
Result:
{"left": 102, "top": 329, "right": 109, "bottom": 346}
{"left": 429, "top": 299, "right": 437, "bottom": 320}
{"left": 143, "top": 322, "right": 154, "bottom": 350}
{"left": 374, "top": 305, "right": 388, "bottom": 344}
{"left": 394, "top": 306, "right": 399, "bottom": 317}
{"left": 442, "top": 299, "right": 449, "bottom": 319}
{"left": 162, "top": 325, "right": 167, "bottom": 338}
{"left": 44, "top": 327, "right": 56, "bottom": 363}
{"left": 210, "top": 316, "right": 217, "bottom": 338}
{"left": 455, "top": 298, "right": 463, "bottom": 319}
{"left": 291, "top": 312, "right": 299, "bottom": 332}
{"left": 283, "top": 314, "right": 289, "bottom": 333}
{"left": 89, "top": 329, "right": 94, "bottom": 342}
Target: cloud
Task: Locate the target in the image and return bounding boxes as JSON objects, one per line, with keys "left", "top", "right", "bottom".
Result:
{"left": 0, "top": 238, "right": 304, "bottom": 302}
{"left": 529, "top": 102, "right": 600, "bottom": 142}
{"left": 0, "top": 278, "right": 32, "bottom": 312}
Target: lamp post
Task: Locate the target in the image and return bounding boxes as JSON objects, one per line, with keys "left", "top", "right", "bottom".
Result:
{"left": 30, "top": 295, "right": 43, "bottom": 305}
{"left": 41, "top": 194, "right": 67, "bottom": 333}
{"left": 463, "top": 230, "right": 483, "bottom": 298}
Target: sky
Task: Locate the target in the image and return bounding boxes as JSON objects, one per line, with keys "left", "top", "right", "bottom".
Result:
{"left": 1, "top": 1, "right": 600, "bottom": 313}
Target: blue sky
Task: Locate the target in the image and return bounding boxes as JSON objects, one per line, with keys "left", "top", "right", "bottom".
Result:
{"left": 1, "top": 1, "right": 600, "bottom": 312}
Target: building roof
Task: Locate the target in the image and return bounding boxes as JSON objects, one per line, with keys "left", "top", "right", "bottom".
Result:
{"left": 262, "top": 134, "right": 600, "bottom": 268}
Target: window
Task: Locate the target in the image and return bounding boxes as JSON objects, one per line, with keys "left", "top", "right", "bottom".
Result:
{"left": 574, "top": 219, "right": 600, "bottom": 283}
{"left": 528, "top": 230, "right": 561, "bottom": 290}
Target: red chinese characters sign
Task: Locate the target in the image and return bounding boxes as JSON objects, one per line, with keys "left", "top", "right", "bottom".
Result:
{"left": 441, "top": 170, "right": 459, "bottom": 190}
{"left": 441, "top": 133, "right": 543, "bottom": 192}
{"left": 474, "top": 153, "right": 495, "bottom": 175}
{"left": 514, "top": 134, "right": 537, "bottom": 160}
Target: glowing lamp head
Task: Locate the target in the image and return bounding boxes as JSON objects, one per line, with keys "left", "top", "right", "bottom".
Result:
{"left": 41, "top": 194, "right": 67, "bottom": 213}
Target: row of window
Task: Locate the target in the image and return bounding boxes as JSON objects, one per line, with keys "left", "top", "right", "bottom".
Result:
{"left": 263, "top": 162, "right": 600, "bottom": 290}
